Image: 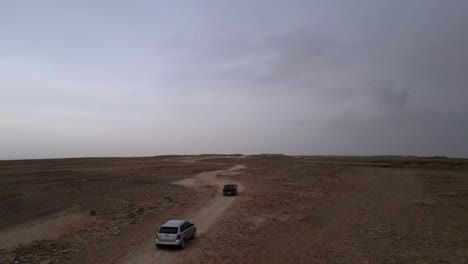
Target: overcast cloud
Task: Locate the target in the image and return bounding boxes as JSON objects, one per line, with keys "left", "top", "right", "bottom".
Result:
{"left": 1, "top": 0, "right": 468, "bottom": 159}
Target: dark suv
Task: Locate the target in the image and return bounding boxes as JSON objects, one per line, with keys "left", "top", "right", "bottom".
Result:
{"left": 223, "top": 182, "right": 238, "bottom": 196}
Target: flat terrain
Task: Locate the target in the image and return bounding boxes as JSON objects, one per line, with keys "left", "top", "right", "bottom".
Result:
{"left": 1, "top": 155, "right": 467, "bottom": 263}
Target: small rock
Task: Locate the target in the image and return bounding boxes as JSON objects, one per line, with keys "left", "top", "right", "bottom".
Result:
{"left": 438, "top": 191, "right": 457, "bottom": 197}
{"left": 40, "top": 260, "right": 52, "bottom": 264}
{"left": 138, "top": 207, "right": 144, "bottom": 212}
{"left": 59, "top": 250, "right": 69, "bottom": 254}
{"left": 413, "top": 199, "right": 434, "bottom": 205}
{"left": 89, "top": 210, "right": 96, "bottom": 215}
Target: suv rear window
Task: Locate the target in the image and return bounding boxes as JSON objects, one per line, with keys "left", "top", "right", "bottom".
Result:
{"left": 224, "top": 185, "right": 235, "bottom": 189}
{"left": 159, "top": 227, "right": 178, "bottom": 234}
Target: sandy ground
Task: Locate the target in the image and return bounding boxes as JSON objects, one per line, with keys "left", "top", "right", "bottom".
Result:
{"left": 1, "top": 155, "right": 467, "bottom": 264}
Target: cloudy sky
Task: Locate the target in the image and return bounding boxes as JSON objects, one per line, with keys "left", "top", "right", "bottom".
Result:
{"left": 1, "top": 0, "right": 468, "bottom": 159}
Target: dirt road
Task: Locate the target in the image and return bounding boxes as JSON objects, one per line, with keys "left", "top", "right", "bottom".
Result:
{"left": 118, "top": 162, "right": 245, "bottom": 264}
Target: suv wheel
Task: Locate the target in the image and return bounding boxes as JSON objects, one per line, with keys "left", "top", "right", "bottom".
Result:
{"left": 180, "top": 239, "right": 186, "bottom": 249}
{"left": 191, "top": 229, "right": 197, "bottom": 239}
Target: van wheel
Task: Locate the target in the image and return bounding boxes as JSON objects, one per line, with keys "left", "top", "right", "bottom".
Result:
{"left": 180, "top": 239, "right": 186, "bottom": 249}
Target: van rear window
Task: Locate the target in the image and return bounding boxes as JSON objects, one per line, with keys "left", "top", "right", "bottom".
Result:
{"left": 159, "top": 227, "right": 178, "bottom": 234}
